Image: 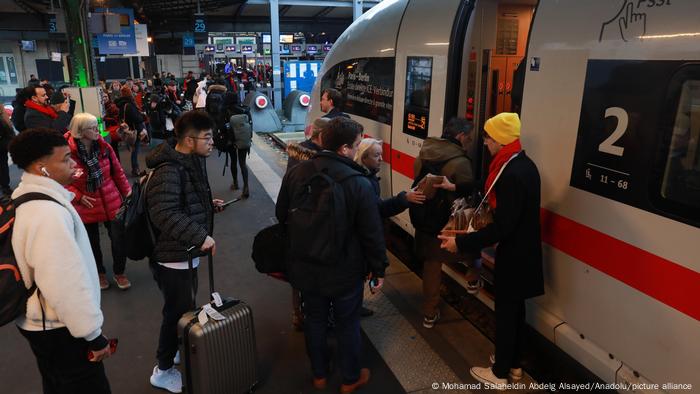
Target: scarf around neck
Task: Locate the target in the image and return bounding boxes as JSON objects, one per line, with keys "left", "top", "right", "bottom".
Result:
{"left": 24, "top": 100, "right": 58, "bottom": 119}
{"left": 484, "top": 139, "right": 522, "bottom": 209}
{"left": 77, "top": 139, "right": 104, "bottom": 193}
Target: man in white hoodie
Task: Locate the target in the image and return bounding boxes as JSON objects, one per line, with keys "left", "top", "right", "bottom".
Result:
{"left": 9, "top": 128, "right": 113, "bottom": 394}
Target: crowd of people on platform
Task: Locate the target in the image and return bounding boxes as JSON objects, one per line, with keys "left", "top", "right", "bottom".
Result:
{"left": 3, "top": 69, "right": 543, "bottom": 394}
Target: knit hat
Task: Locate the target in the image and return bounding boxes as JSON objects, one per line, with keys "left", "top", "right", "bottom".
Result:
{"left": 484, "top": 112, "right": 521, "bottom": 145}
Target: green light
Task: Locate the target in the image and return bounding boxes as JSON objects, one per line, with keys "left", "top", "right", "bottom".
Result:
{"left": 98, "top": 118, "right": 109, "bottom": 138}
{"left": 77, "top": 37, "right": 83, "bottom": 45}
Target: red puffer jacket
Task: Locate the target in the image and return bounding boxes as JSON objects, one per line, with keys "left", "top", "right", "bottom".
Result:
{"left": 64, "top": 132, "right": 131, "bottom": 224}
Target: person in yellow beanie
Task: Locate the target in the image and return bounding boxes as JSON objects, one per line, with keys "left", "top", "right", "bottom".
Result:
{"left": 438, "top": 112, "right": 544, "bottom": 389}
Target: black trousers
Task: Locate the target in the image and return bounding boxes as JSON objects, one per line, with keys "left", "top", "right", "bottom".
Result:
{"left": 0, "top": 146, "right": 10, "bottom": 189}
{"left": 151, "top": 262, "right": 197, "bottom": 370}
{"left": 84, "top": 221, "right": 126, "bottom": 275}
{"left": 229, "top": 148, "right": 249, "bottom": 187}
{"left": 492, "top": 296, "right": 526, "bottom": 378}
{"left": 19, "top": 327, "right": 111, "bottom": 394}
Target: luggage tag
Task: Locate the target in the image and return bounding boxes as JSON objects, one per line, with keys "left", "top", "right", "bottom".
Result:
{"left": 198, "top": 309, "right": 209, "bottom": 325}
{"left": 202, "top": 304, "right": 227, "bottom": 321}
{"left": 211, "top": 292, "right": 223, "bottom": 307}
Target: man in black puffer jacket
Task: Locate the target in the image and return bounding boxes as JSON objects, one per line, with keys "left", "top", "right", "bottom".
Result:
{"left": 145, "top": 111, "right": 225, "bottom": 393}
{"left": 276, "top": 117, "right": 387, "bottom": 393}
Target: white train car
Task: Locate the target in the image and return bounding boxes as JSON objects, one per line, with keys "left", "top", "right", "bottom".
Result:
{"left": 305, "top": 0, "right": 699, "bottom": 391}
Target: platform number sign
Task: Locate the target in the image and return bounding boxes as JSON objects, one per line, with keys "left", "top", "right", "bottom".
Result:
{"left": 194, "top": 17, "right": 207, "bottom": 37}
{"left": 570, "top": 59, "right": 684, "bottom": 209}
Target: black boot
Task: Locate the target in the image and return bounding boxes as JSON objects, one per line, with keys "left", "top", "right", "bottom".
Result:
{"left": 242, "top": 184, "right": 249, "bottom": 198}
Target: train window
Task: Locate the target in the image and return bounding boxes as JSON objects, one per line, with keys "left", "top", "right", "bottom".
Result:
{"left": 403, "top": 56, "right": 433, "bottom": 139}
{"left": 660, "top": 80, "right": 700, "bottom": 210}
{"left": 320, "top": 57, "right": 395, "bottom": 125}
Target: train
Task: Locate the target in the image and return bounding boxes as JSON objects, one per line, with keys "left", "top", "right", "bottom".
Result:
{"left": 303, "top": 0, "right": 700, "bottom": 392}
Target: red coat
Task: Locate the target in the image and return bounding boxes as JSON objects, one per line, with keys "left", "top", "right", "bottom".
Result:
{"left": 64, "top": 133, "right": 131, "bottom": 224}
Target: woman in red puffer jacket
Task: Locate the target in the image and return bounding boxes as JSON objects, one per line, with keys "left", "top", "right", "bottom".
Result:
{"left": 65, "top": 113, "right": 132, "bottom": 291}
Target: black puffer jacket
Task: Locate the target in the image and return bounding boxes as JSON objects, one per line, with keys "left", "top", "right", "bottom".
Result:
{"left": 276, "top": 151, "right": 388, "bottom": 297}
{"left": 146, "top": 141, "right": 214, "bottom": 263}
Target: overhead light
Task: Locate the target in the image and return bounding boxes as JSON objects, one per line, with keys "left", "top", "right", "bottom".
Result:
{"left": 147, "top": 36, "right": 153, "bottom": 43}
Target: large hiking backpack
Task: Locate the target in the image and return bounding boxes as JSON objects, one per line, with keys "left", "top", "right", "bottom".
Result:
{"left": 409, "top": 159, "right": 455, "bottom": 235}
{"left": 113, "top": 163, "right": 185, "bottom": 261}
{"left": 286, "top": 161, "right": 361, "bottom": 265}
{"left": 0, "top": 193, "right": 58, "bottom": 327}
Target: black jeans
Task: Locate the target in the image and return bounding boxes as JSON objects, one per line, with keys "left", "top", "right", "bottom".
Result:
{"left": 492, "top": 296, "right": 526, "bottom": 378}
{"left": 229, "top": 148, "right": 249, "bottom": 187}
{"left": 19, "top": 327, "right": 111, "bottom": 394}
{"left": 302, "top": 281, "right": 364, "bottom": 385}
{"left": 84, "top": 221, "right": 126, "bottom": 275}
{"left": 151, "top": 262, "right": 197, "bottom": 370}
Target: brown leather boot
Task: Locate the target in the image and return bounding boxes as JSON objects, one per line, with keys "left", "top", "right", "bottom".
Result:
{"left": 340, "top": 368, "right": 370, "bottom": 393}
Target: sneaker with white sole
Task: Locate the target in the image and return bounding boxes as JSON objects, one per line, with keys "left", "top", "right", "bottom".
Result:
{"left": 150, "top": 366, "right": 182, "bottom": 393}
{"left": 173, "top": 350, "right": 180, "bottom": 365}
{"left": 489, "top": 354, "right": 523, "bottom": 381}
{"left": 470, "top": 366, "right": 507, "bottom": 390}
{"left": 422, "top": 310, "right": 440, "bottom": 329}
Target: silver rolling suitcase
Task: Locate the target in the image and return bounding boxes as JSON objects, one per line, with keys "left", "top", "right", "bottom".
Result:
{"left": 177, "top": 248, "right": 258, "bottom": 394}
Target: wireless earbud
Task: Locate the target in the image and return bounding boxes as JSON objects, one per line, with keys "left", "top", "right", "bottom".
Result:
{"left": 40, "top": 167, "right": 50, "bottom": 177}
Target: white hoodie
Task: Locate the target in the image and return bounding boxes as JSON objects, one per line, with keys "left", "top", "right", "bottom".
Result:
{"left": 11, "top": 172, "right": 103, "bottom": 342}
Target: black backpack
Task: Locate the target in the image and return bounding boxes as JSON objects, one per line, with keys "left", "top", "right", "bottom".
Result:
{"left": 113, "top": 162, "right": 185, "bottom": 261}
{"left": 0, "top": 193, "right": 58, "bottom": 327}
{"left": 286, "top": 161, "right": 361, "bottom": 265}
{"left": 409, "top": 159, "right": 455, "bottom": 235}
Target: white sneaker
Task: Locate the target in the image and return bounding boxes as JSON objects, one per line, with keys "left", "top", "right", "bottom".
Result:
{"left": 488, "top": 354, "right": 523, "bottom": 381}
{"left": 422, "top": 310, "right": 441, "bottom": 329}
{"left": 173, "top": 351, "right": 180, "bottom": 365}
{"left": 470, "top": 366, "right": 507, "bottom": 390}
{"left": 150, "top": 366, "right": 182, "bottom": 393}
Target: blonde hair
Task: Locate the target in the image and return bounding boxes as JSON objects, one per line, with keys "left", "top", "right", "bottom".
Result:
{"left": 310, "top": 117, "right": 330, "bottom": 140}
{"left": 69, "top": 112, "right": 98, "bottom": 139}
{"left": 354, "top": 138, "right": 382, "bottom": 169}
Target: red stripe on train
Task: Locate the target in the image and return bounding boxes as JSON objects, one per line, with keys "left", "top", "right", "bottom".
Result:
{"left": 386, "top": 147, "right": 700, "bottom": 321}
{"left": 540, "top": 209, "right": 700, "bottom": 322}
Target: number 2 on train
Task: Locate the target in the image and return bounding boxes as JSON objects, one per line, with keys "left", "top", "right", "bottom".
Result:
{"left": 599, "top": 107, "right": 627, "bottom": 157}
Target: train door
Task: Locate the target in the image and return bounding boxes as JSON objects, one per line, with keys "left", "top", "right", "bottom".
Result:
{"left": 446, "top": 0, "right": 537, "bottom": 299}
{"left": 489, "top": 4, "right": 532, "bottom": 116}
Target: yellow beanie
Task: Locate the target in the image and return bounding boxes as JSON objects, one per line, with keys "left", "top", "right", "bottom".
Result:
{"left": 484, "top": 112, "right": 521, "bottom": 145}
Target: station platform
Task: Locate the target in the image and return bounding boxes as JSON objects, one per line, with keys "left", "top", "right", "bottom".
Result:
{"left": 0, "top": 135, "right": 544, "bottom": 394}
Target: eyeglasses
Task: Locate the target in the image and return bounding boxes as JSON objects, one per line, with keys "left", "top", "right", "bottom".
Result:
{"left": 82, "top": 126, "right": 98, "bottom": 131}
{"left": 189, "top": 136, "right": 213, "bottom": 142}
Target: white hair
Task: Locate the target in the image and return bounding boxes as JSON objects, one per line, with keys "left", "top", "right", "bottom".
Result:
{"left": 68, "top": 112, "right": 98, "bottom": 139}
{"left": 354, "top": 138, "right": 382, "bottom": 169}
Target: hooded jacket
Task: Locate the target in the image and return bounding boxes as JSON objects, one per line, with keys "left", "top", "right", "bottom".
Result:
{"left": 146, "top": 141, "right": 214, "bottom": 263}
{"left": 12, "top": 173, "right": 104, "bottom": 343}
{"left": 286, "top": 139, "right": 321, "bottom": 172}
{"left": 413, "top": 137, "right": 474, "bottom": 201}
{"left": 276, "top": 151, "right": 388, "bottom": 297}
{"left": 64, "top": 132, "right": 131, "bottom": 224}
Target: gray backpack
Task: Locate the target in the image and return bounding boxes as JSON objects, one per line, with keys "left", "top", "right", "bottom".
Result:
{"left": 230, "top": 114, "right": 252, "bottom": 150}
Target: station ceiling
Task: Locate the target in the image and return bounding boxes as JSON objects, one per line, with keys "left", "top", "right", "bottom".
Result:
{"left": 5, "top": 0, "right": 380, "bottom": 27}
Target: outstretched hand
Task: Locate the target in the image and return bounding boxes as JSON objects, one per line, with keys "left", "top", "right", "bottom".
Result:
{"left": 406, "top": 189, "right": 426, "bottom": 204}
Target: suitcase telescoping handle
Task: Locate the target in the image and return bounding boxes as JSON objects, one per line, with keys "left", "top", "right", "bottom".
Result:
{"left": 186, "top": 246, "right": 216, "bottom": 310}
